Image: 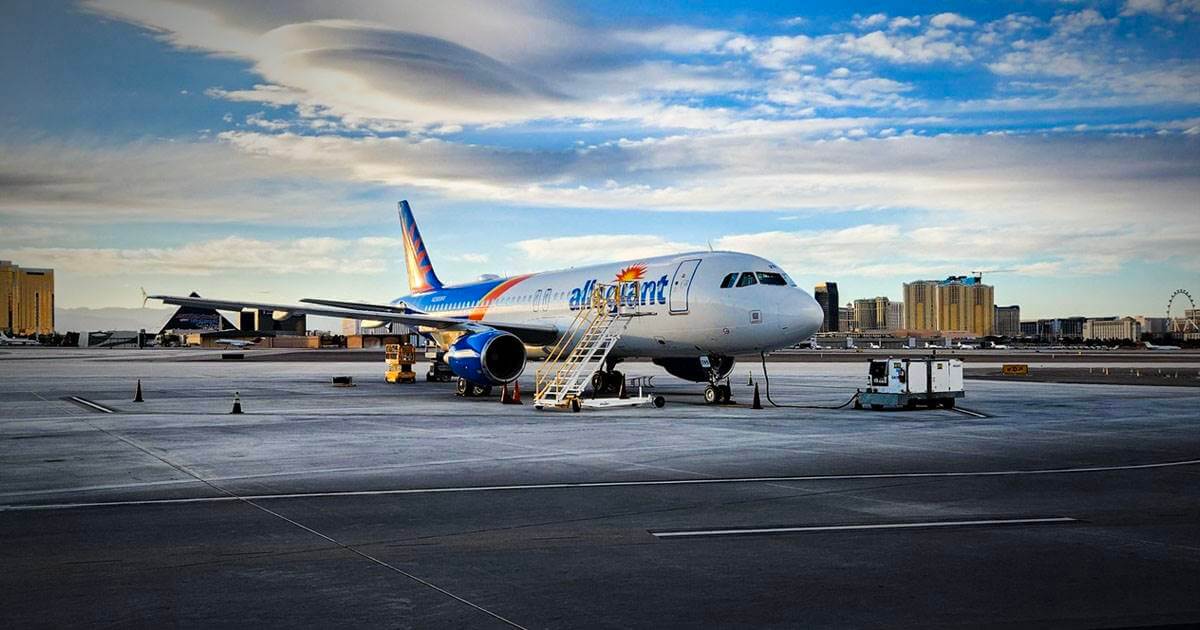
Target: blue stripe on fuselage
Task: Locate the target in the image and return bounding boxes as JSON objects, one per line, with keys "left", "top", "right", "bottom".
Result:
{"left": 390, "top": 278, "right": 508, "bottom": 316}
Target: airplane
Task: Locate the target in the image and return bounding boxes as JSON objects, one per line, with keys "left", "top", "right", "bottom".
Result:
{"left": 955, "top": 342, "right": 978, "bottom": 350}
{"left": 1144, "top": 342, "right": 1181, "bottom": 351}
{"left": 794, "top": 338, "right": 822, "bottom": 350}
{"left": 151, "top": 200, "right": 824, "bottom": 404}
{"left": 215, "top": 338, "right": 259, "bottom": 348}
{"left": 0, "top": 332, "right": 41, "bottom": 346}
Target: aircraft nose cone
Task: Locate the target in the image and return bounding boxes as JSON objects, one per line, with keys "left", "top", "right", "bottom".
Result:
{"left": 779, "top": 289, "right": 824, "bottom": 340}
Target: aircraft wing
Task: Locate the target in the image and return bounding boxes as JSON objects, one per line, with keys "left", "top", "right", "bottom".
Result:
{"left": 299, "top": 298, "right": 412, "bottom": 313}
{"left": 149, "top": 294, "right": 559, "bottom": 344}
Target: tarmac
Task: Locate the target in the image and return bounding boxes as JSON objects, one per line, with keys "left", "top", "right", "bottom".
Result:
{"left": 2, "top": 348, "right": 1199, "bottom": 628}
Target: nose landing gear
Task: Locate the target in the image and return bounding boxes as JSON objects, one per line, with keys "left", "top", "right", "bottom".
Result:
{"left": 701, "top": 355, "right": 734, "bottom": 405}
{"left": 703, "top": 383, "right": 732, "bottom": 405}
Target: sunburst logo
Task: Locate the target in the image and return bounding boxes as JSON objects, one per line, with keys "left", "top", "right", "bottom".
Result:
{"left": 615, "top": 263, "right": 647, "bottom": 282}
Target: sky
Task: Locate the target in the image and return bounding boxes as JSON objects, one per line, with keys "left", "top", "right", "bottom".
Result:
{"left": 1, "top": 0, "right": 1198, "bottom": 321}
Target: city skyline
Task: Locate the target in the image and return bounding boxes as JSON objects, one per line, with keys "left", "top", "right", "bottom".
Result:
{"left": 0, "top": 1, "right": 1197, "bottom": 318}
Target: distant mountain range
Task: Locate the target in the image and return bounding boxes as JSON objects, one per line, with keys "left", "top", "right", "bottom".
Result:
{"left": 55, "top": 307, "right": 174, "bottom": 333}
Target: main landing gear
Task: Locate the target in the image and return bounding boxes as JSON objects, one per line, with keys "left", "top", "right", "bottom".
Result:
{"left": 590, "top": 369, "right": 625, "bottom": 397}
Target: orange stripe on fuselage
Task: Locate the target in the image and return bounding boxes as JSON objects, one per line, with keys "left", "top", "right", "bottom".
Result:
{"left": 468, "top": 274, "right": 534, "bottom": 321}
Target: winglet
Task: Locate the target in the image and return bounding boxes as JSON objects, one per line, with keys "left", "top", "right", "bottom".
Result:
{"left": 140, "top": 287, "right": 148, "bottom": 308}
{"left": 398, "top": 200, "right": 444, "bottom": 294}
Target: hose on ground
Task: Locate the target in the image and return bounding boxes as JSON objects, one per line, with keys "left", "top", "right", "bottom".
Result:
{"left": 759, "top": 351, "right": 860, "bottom": 410}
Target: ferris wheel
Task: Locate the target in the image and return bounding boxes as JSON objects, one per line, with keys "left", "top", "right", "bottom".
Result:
{"left": 1167, "top": 289, "right": 1198, "bottom": 334}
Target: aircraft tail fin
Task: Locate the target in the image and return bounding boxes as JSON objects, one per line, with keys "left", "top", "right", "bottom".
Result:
{"left": 398, "top": 200, "right": 444, "bottom": 294}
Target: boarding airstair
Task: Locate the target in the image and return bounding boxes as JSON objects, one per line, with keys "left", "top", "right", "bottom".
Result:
{"left": 534, "top": 281, "right": 658, "bottom": 411}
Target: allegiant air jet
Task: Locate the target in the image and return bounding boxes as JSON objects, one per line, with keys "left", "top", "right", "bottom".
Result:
{"left": 151, "top": 201, "right": 823, "bottom": 402}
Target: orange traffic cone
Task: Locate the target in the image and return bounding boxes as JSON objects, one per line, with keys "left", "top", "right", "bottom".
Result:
{"left": 133, "top": 379, "right": 144, "bottom": 403}
{"left": 752, "top": 384, "right": 762, "bottom": 410}
{"left": 505, "top": 380, "right": 523, "bottom": 405}
{"left": 499, "top": 383, "right": 510, "bottom": 403}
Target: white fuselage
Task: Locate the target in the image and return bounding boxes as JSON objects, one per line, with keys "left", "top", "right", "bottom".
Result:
{"left": 401, "top": 251, "right": 824, "bottom": 359}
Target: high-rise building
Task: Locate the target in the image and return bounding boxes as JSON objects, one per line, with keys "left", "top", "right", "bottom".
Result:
{"left": 1133, "top": 316, "right": 1169, "bottom": 335}
{"left": 813, "top": 282, "right": 839, "bottom": 332}
{"left": 994, "top": 305, "right": 1020, "bottom": 337}
{"left": 838, "top": 306, "right": 853, "bottom": 332}
{"left": 1027, "top": 317, "right": 1088, "bottom": 340}
{"left": 1084, "top": 317, "right": 1142, "bottom": 341}
{"left": 903, "top": 280, "right": 939, "bottom": 332}
{"left": 853, "top": 296, "right": 890, "bottom": 331}
{"left": 937, "top": 276, "right": 995, "bottom": 336}
{"left": 903, "top": 276, "right": 995, "bottom": 336}
{"left": 1, "top": 260, "right": 54, "bottom": 336}
{"left": 886, "top": 301, "right": 904, "bottom": 331}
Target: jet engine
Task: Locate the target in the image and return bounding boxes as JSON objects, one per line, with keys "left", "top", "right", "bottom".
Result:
{"left": 653, "top": 356, "right": 736, "bottom": 382}
{"left": 445, "top": 330, "right": 527, "bottom": 385}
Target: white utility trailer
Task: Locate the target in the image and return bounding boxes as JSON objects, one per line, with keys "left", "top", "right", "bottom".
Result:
{"left": 856, "top": 357, "right": 965, "bottom": 410}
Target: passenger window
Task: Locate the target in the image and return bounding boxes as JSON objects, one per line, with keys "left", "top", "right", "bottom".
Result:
{"left": 756, "top": 272, "right": 787, "bottom": 286}
{"left": 736, "top": 272, "right": 757, "bottom": 287}
{"left": 720, "top": 273, "right": 738, "bottom": 288}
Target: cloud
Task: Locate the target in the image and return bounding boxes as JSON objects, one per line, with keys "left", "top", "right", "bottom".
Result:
{"left": 0, "top": 137, "right": 373, "bottom": 223}
{"left": 1121, "top": 0, "right": 1200, "bottom": 20}
{"left": 929, "top": 13, "right": 976, "bottom": 28}
{"left": 613, "top": 26, "right": 736, "bottom": 54}
{"left": 203, "top": 130, "right": 1200, "bottom": 231}
{"left": 852, "top": 13, "right": 889, "bottom": 30}
{"left": 7, "top": 236, "right": 403, "bottom": 276}
{"left": 512, "top": 235, "right": 702, "bottom": 267}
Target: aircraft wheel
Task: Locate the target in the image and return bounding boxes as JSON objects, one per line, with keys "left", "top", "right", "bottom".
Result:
{"left": 609, "top": 371, "right": 624, "bottom": 394}
{"left": 942, "top": 398, "right": 956, "bottom": 409}
{"left": 456, "top": 377, "right": 469, "bottom": 396}
{"left": 653, "top": 395, "right": 666, "bottom": 408}
{"left": 473, "top": 384, "right": 491, "bottom": 397}
{"left": 591, "top": 371, "right": 607, "bottom": 394}
{"left": 704, "top": 385, "right": 719, "bottom": 404}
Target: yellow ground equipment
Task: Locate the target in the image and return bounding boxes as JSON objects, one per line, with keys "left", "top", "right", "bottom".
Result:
{"left": 385, "top": 343, "right": 417, "bottom": 384}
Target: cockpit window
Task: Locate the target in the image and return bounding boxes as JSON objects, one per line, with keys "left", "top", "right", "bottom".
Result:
{"left": 756, "top": 272, "right": 788, "bottom": 286}
{"left": 736, "top": 272, "right": 758, "bottom": 287}
{"left": 720, "top": 273, "right": 738, "bottom": 288}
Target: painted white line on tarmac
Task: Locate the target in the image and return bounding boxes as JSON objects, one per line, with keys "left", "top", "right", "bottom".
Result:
{"left": 3, "top": 458, "right": 1198, "bottom": 512}
{"left": 67, "top": 396, "right": 115, "bottom": 414}
{"left": 651, "top": 517, "right": 1078, "bottom": 538}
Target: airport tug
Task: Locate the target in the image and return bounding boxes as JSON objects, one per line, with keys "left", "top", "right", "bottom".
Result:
{"left": 856, "top": 357, "right": 965, "bottom": 410}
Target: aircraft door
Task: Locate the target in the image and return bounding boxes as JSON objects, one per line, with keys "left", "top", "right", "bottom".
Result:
{"left": 668, "top": 258, "right": 702, "bottom": 314}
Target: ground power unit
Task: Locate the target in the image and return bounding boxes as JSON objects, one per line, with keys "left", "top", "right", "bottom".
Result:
{"left": 856, "top": 357, "right": 965, "bottom": 410}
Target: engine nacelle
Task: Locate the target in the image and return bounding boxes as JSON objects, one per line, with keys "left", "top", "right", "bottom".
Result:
{"left": 653, "top": 356, "right": 736, "bottom": 382}
{"left": 446, "top": 330, "right": 527, "bottom": 385}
